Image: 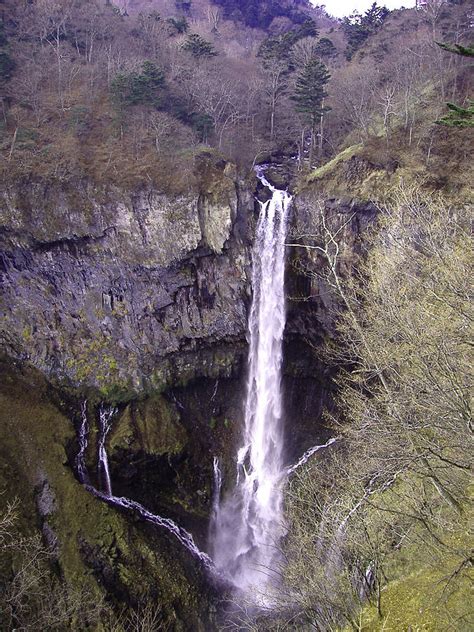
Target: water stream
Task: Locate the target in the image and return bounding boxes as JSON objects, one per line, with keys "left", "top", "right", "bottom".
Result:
{"left": 97, "top": 404, "right": 116, "bottom": 496}
{"left": 76, "top": 402, "right": 215, "bottom": 573}
{"left": 88, "top": 487, "right": 215, "bottom": 572}
{"left": 75, "top": 400, "right": 89, "bottom": 485}
{"left": 211, "top": 170, "right": 292, "bottom": 594}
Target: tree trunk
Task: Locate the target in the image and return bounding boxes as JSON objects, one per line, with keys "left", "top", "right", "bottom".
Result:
{"left": 308, "top": 121, "right": 315, "bottom": 168}
{"left": 8, "top": 127, "right": 18, "bottom": 162}
{"left": 318, "top": 111, "right": 324, "bottom": 157}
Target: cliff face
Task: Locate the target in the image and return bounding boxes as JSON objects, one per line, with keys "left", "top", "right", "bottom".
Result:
{"left": 0, "top": 159, "right": 252, "bottom": 395}
{"left": 0, "top": 157, "right": 255, "bottom": 628}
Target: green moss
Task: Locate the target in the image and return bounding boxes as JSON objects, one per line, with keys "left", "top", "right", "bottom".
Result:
{"left": 0, "top": 360, "right": 213, "bottom": 628}
{"left": 306, "top": 144, "right": 363, "bottom": 183}
{"left": 110, "top": 396, "right": 188, "bottom": 457}
{"left": 21, "top": 325, "right": 32, "bottom": 342}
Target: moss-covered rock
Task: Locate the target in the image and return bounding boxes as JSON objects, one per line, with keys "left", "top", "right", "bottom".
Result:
{"left": 0, "top": 359, "right": 217, "bottom": 629}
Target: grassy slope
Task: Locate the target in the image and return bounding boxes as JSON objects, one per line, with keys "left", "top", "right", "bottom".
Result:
{"left": 351, "top": 475, "right": 473, "bottom": 631}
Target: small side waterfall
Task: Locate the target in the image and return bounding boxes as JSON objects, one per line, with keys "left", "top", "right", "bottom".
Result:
{"left": 75, "top": 400, "right": 90, "bottom": 485}
{"left": 97, "top": 404, "right": 116, "bottom": 496}
{"left": 75, "top": 402, "right": 215, "bottom": 574}
{"left": 211, "top": 457, "right": 223, "bottom": 520}
{"left": 88, "top": 488, "right": 215, "bottom": 572}
{"left": 287, "top": 438, "right": 337, "bottom": 476}
{"left": 211, "top": 170, "right": 292, "bottom": 594}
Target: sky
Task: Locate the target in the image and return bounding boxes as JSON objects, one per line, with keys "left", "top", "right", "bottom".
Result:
{"left": 313, "top": 1, "right": 414, "bottom": 18}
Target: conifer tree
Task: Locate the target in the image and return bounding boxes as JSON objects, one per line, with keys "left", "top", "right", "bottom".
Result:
{"left": 181, "top": 33, "right": 217, "bottom": 58}
{"left": 435, "top": 41, "right": 474, "bottom": 127}
{"left": 342, "top": 2, "right": 389, "bottom": 59}
{"left": 292, "top": 59, "right": 331, "bottom": 165}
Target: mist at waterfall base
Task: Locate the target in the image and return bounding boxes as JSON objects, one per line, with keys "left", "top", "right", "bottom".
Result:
{"left": 210, "top": 172, "right": 292, "bottom": 596}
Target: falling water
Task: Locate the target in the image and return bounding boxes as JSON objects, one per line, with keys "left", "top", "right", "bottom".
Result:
{"left": 211, "top": 169, "right": 291, "bottom": 593}
{"left": 75, "top": 403, "right": 215, "bottom": 574}
{"left": 75, "top": 400, "right": 89, "bottom": 484}
{"left": 97, "top": 404, "right": 116, "bottom": 496}
{"left": 88, "top": 488, "right": 216, "bottom": 573}
{"left": 211, "top": 457, "right": 223, "bottom": 520}
{"left": 286, "top": 438, "right": 338, "bottom": 476}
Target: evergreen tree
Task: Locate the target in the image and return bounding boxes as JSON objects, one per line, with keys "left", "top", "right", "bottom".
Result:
{"left": 314, "top": 37, "right": 337, "bottom": 60}
{"left": 437, "top": 42, "right": 474, "bottom": 57}
{"left": 111, "top": 61, "right": 165, "bottom": 108}
{"left": 342, "top": 2, "right": 389, "bottom": 59}
{"left": 292, "top": 59, "right": 331, "bottom": 165}
{"left": 435, "top": 41, "right": 474, "bottom": 127}
{"left": 435, "top": 101, "right": 474, "bottom": 127}
{"left": 0, "top": 22, "right": 15, "bottom": 85}
{"left": 167, "top": 16, "right": 189, "bottom": 34}
{"left": 181, "top": 33, "right": 217, "bottom": 58}
{"left": 258, "top": 20, "right": 318, "bottom": 65}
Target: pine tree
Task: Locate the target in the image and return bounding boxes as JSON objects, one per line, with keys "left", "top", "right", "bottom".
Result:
{"left": 435, "top": 101, "right": 474, "bottom": 127}
{"left": 181, "top": 33, "right": 217, "bottom": 58}
{"left": 435, "top": 41, "right": 474, "bottom": 127}
{"left": 342, "top": 2, "right": 389, "bottom": 59}
{"left": 314, "top": 37, "right": 337, "bottom": 60}
{"left": 292, "top": 59, "right": 331, "bottom": 165}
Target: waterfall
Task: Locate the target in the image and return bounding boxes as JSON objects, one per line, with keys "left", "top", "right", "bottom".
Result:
{"left": 88, "top": 488, "right": 216, "bottom": 573}
{"left": 97, "top": 404, "right": 116, "bottom": 496}
{"left": 75, "top": 400, "right": 89, "bottom": 484}
{"left": 211, "top": 456, "right": 223, "bottom": 519}
{"left": 211, "top": 169, "right": 291, "bottom": 594}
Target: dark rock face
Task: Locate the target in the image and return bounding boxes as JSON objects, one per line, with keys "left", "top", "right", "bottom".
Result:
{"left": 286, "top": 191, "right": 378, "bottom": 336}
{"left": 0, "top": 167, "right": 254, "bottom": 393}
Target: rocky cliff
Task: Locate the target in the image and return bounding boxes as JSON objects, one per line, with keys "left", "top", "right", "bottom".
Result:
{"left": 0, "top": 156, "right": 253, "bottom": 396}
{"left": 0, "top": 154, "right": 379, "bottom": 628}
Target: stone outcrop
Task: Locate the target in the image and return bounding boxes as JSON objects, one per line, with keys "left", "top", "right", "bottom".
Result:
{"left": 0, "top": 158, "right": 253, "bottom": 394}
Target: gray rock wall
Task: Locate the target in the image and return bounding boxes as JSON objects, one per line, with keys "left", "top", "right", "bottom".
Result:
{"left": 0, "top": 167, "right": 254, "bottom": 393}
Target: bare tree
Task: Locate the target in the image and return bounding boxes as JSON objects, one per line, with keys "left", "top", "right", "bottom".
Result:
{"left": 281, "top": 183, "right": 473, "bottom": 628}
{"left": 35, "top": 0, "right": 74, "bottom": 110}
{"left": 207, "top": 6, "right": 221, "bottom": 33}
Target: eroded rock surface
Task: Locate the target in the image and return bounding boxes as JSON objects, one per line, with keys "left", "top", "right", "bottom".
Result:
{"left": 0, "top": 159, "right": 253, "bottom": 393}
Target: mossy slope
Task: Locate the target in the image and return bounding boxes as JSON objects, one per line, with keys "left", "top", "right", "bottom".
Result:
{"left": 0, "top": 359, "right": 215, "bottom": 630}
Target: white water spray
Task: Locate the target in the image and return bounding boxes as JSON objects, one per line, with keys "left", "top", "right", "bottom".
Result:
{"left": 97, "top": 404, "right": 116, "bottom": 496}
{"left": 75, "top": 400, "right": 89, "bottom": 484}
{"left": 211, "top": 169, "right": 291, "bottom": 593}
{"left": 286, "top": 438, "right": 337, "bottom": 476}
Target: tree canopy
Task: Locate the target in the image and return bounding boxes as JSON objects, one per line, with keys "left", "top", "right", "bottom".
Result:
{"left": 342, "top": 2, "right": 390, "bottom": 59}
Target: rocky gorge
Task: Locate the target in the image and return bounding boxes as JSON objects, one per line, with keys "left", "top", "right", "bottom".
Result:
{"left": 0, "top": 143, "right": 382, "bottom": 628}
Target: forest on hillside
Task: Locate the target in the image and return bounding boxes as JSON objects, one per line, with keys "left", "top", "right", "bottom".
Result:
{"left": 0, "top": 0, "right": 472, "bottom": 189}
